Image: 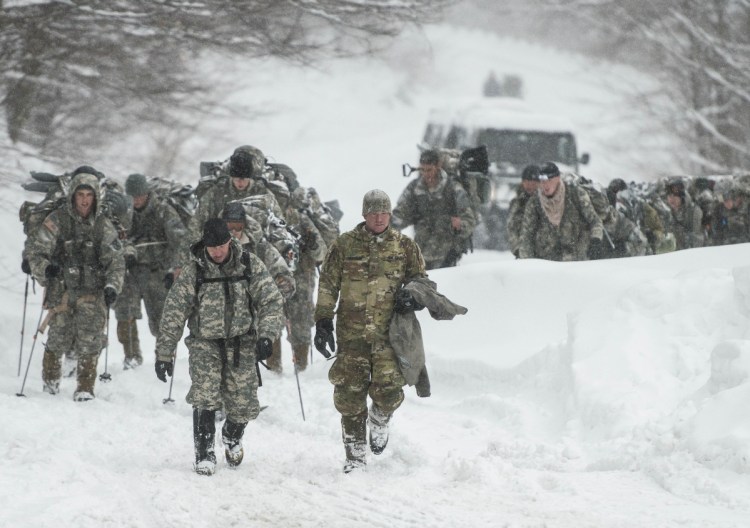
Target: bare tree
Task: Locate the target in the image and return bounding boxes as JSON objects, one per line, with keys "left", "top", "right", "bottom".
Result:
{"left": 0, "top": 0, "right": 450, "bottom": 169}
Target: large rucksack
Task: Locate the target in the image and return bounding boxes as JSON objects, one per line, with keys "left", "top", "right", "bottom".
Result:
{"left": 145, "top": 177, "right": 197, "bottom": 228}
{"left": 438, "top": 146, "right": 491, "bottom": 221}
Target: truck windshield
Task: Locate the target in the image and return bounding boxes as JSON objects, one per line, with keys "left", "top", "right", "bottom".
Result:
{"left": 476, "top": 129, "right": 578, "bottom": 167}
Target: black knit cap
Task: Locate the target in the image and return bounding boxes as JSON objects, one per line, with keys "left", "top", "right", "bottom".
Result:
{"left": 229, "top": 150, "right": 255, "bottom": 179}
{"left": 221, "top": 202, "right": 246, "bottom": 223}
{"left": 537, "top": 161, "right": 560, "bottom": 181}
{"left": 521, "top": 164, "right": 540, "bottom": 181}
{"left": 203, "top": 218, "right": 231, "bottom": 247}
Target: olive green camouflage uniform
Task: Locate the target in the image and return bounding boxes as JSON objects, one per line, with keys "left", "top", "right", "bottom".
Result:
{"left": 519, "top": 182, "right": 605, "bottom": 261}
{"left": 25, "top": 173, "right": 125, "bottom": 397}
{"left": 391, "top": 170, "right": 476, "bottom": 270}
{"left": 155, "top": 239, "right": 284, "bottom": 423}
{"left": 507, "top": 185, "right": 535, "bottom": 256}
{"left": 315, "top": 222, "right": 425, "bottom": 460}
{"left": 711, "top": 196, "right": 750, "bottom": 246}
{"left": 664, "top": 197, "right": 705, "bottom": 250}
{"left": 237, "top": 216, "right": 295, "bottom": 300}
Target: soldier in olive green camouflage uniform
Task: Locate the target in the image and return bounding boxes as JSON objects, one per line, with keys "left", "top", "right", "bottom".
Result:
{"left": 519, "top": 162, "right": 605, "bottom": 261}
{"left": 507, "top": 165, "right": 539, "bottom": 257}
{"left": 116, "top": 173, "right": 186, "bottom": 369}
{"left": 663, "top": 179, "right": 705, "bottom": 250}
{"left": 25, "top": 171, "right": 125, "bottom": 401}
{"left": 154, "top": 219, "right": 284, "bottom": 476}
{"left": 391, "top": 150, "right": 476, "bottom": 270}
{"left": 710, "top": 179, "right": 750, "bottom": 246}
{"left": 314, "top": 189, "right": 426, "bottom": 473}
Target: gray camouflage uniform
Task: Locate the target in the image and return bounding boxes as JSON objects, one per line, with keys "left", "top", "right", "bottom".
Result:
{"left": 391, "top": 169, "right": 476, "bottom": 270}
{"left": 26, "top": 172, "right": 125, "bottom": 398}
{"left": 665, "top": 197, "right": 704, "bottom": 250}
{"left": 155, "top": 239, "right": 284, "bottom": 424}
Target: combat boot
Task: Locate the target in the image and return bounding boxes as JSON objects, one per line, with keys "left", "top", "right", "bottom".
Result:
{"left": 266, "top": 338, "right": 283, "bottom": 373}
{"left": 292, "top": 344, "right": 309, "bottom": 371}
{"left": 193, "top": 409, "right": 217, "bottom": 476}
{"left": 342, "top": 413, "right": 367, "bottom": 473}
{"left": 117, "top": 319, "right": 143, "bottom": 369}
{"left": 42, "top": 348, "right": 61, "bottom": 395}
{"left": 73, "top": 355, "right": 98, "bottom": 402}
{"left": 368, "top": 404, "right": 392, "bottom": 455}
{"left": 221, "top": 420, "right": 247, "bottom": 468}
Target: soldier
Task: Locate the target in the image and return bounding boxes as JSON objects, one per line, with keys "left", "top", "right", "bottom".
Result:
{"left": 154, "top": 219, "right": 284, "bottom": 476}
{"left": 115, "top": 173, "right": 186, "bottom": 369}
{"left": 507, "top": 164, "right": 539, "bottom": 258}
{"left": 663, "top": 178, "right": 704, "bottom": 250}
{"left": 710, "top": 179, "right": 750, "bottom": 246}
{"left": 518, "top": 162, "right": 605, "bottom": 261}
{"left": 314, "top": 189, "right": 426, "bottom": 473}
{"left": 221, "top": 202, "right": 296, "bottom": 301}
{"left": 25, "top": 171, "right": 125, "bottom": 401}
{"left": 391, "top": 149, "right": 476, "bottom": 270}
{"left": 268, "top": 187, "right": 328, "bottom": 373}
{"left": 187, "top": 145, "right": 284, "bottom": 251}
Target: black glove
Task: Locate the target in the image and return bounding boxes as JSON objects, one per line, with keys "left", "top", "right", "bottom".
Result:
{"left": 103, "top": 286, "right": 117, "bottom": 307}
{"left": 256, "top": 337, "right": 273, "bottom": 361}
{"left": 163, "top": 272, "right": 174, "bottom": 290}
{"left": 155, "top": 359, "right": 174, "bottom": 382}
{"left": 44, "top": 263, "right": 61, "bottom": 279}
{"left": 299, "top": 230, "right": 318, "bottom": 252}
{"left": 587, "top": 238, "right": 604, "bottom": 260}
{"left": 21, "top": 258, "right": 31, "bottom": 275}
{"left": 124, "top": 254, "right": 138, "bottom": 269}
{"left": 394, "top": 288, "right": 424, "bottom": 314}
{"left": 313, "top": 318, "right": 335, "bottom": 358}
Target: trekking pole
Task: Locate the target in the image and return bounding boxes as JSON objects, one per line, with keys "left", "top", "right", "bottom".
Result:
{"left": 18, "top": 275, "right": 30, "bottom": 377}
{"left": 163, "top": 352, "right": 176, "bottom": 405}
{"left": 293, "top": 362, "right": 306, "bottom": 421}
{"left": 16, "top": 304, "right": 46, "bottom": 397}
{"left": 99, "top": 308, "right": 112, "bottom": 382}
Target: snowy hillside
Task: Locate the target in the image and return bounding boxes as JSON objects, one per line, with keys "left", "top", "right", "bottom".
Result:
{"left": 2, "top": 24, "right": 750, "bottom": 528}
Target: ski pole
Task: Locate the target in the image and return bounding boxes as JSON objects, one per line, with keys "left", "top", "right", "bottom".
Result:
{"left": 293, "top": 362, "right": 306, "bottom": 421}
{"left": 99, "top": 308, "right": 112, "bottom": 382}
{"left": 18, "top": 275, "right": 30, "bottom": 377}
{"left": 16, "top": 304, "right": 45, "bottom": 397}
{"left": 163, "top": 352, "right": 176, "bottom": 405}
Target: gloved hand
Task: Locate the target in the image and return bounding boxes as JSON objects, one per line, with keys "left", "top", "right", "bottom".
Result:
{"left": 255, "top": 337, "right": 273, "bottom": 361}
{"left": 163, "top": 272, "right": 174, "bottom": 290}
{"left": 587, "top": 238, "right": 604, "bottom": 260}
{"left": 313, "top": 318, "right": 335, "bottom": 358}
{"left": 155, "top": 359, "right": 174, "bottom": 382}
{"left": 394, "top": 288, "right": 424, "bottom": 314}
{"left": 299, "top": 230, "right": 318, "bottom": 252}
{"left": 103, "top": 286, "right": 118, "bottom": 307}
{"left": 124, "top": 254, "right": 138, "bottom": 269}
{"left": 45, "top": 263, "right": 61, "bottom": 279}
{"left": 21, "top": 258, "right": 31, "bottom": 275}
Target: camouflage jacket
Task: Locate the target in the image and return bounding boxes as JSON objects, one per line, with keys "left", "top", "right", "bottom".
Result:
{"left": 186, "top": 177, "right": 284, "bottom": 248}
{"left": 237, "top": 218, "right": 296, "bottom": 300}
{"left": 127, "top": 192, "right": 186, "bottom": 270}
{"left": 710, "top": 200, "right": 750, "bottom": 246}
{"left": 507, "top": 186, "right": 534, "bottom": 255}
{"left": 285, "top": 206, "right": 328, "bottom": 271}
{"left": 602, "top": 208, "right": 649, "bottom": 258}
{"left": 665, "top": 199, "right": 704, "bottom": 250}
{"left": 391, "top": 170, "right": 476, "bottom": 265}
{"left": 519, "top": 182, "right": 604, "bottom": 261}
{"left": 155, "top": 239, "right": 285, "bottom": 360}
{"left": 26, "top": 173, "right": 125, "bottom": 300}
{"left": 314, "top": 223, "right": 426, "bottom": 345}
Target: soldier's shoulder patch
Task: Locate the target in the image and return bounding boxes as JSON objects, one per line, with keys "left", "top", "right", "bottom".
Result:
{"left": 42, "top": 215, "right": 59, "bottom": 235}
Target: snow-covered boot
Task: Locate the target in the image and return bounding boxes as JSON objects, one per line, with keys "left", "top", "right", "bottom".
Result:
{"left": 193, "top": 409, "right": 217, "bottom": 476}
{"left": 221, "top": 420, "right": 247, "bottom": 468}
{"left": 368, "top": 405, "right": 391, "bottom": 455}
{"left": 292, "top": 344, "right": 309, "bottom": 371}
{"left": 342, "top": 413, "right": 367, "bottom": 473}
{"left": 117, "top": 319, "right": 142, "bottom": 369}
{"left": 73, "top": 355, "right": 98, "bottom": 402}
{"left": 42, "top": 348, "right": 61, "bottom": 395}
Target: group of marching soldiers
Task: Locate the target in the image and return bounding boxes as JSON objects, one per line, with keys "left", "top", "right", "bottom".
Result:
{"left": 507, "top": 161, "right": 750, "bottom": 262}
{"left": 20, "top": 145, "right": 339, "bottom": 401}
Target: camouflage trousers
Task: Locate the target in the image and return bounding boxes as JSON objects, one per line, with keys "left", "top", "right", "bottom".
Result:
{"left": 114, "top": 266, "right": 168, "bottom": 336}
{"left": 185, "top": 333, "right": 260, "bottom": 424}
{"left": 327, "top": 338, "right": 405, "bottom": 418}
{"left": 43, "top": 292, "right": 107, "bottom": 358}
{"left": 285, "top": 267, "right": 316, "bottom": 347}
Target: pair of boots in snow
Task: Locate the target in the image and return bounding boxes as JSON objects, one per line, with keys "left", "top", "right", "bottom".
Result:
{"left": 42, "top": 348, "right": 98, "bottom": 401}
{"left": 343, "top": 405, "right": 391, "bottom": 473}
{"left": 193, "top": 409, "right": 246, "bottom": 476}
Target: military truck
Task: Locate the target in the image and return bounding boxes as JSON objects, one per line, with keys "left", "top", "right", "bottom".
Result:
{"left": 420, "top": 97, "right": 589, "bottom": 250}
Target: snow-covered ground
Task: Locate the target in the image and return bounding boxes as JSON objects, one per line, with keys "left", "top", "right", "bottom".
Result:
{"left": 2, "top": 24, "right": 749, "bottom": 528}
